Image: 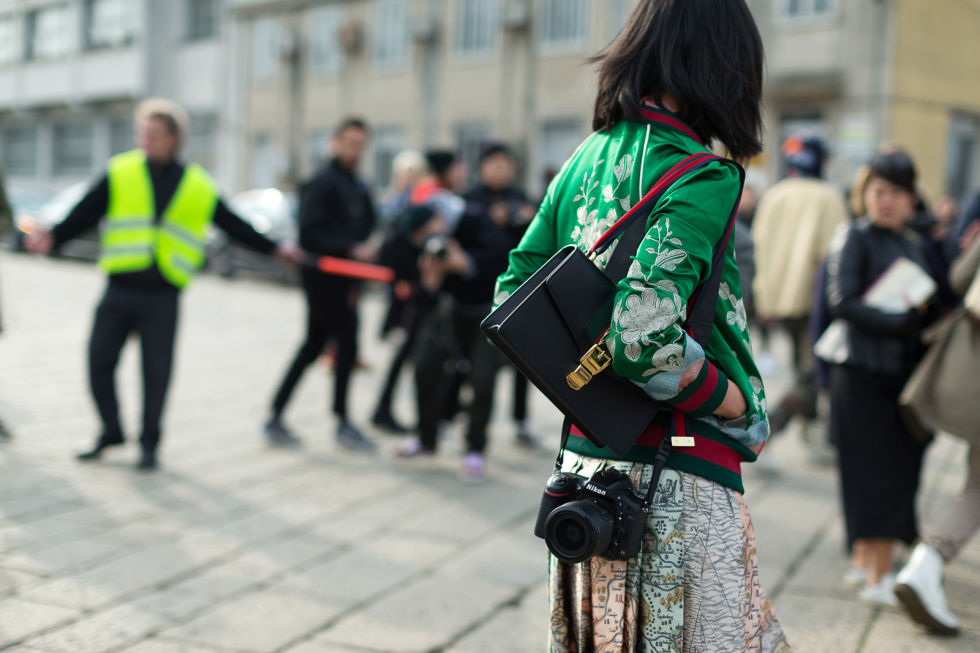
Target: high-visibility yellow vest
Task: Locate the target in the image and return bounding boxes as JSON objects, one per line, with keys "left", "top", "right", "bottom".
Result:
{"left": 100, "top": 149, "right": 218, "bottom": 288}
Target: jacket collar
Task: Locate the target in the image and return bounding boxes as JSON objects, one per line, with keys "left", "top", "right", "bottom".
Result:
{"left": 639, "top": 100, "right": 703, "bottom": 145}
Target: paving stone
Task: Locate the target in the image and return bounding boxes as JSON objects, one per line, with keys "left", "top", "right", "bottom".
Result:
{"left": 162, "top": 590, "right": 340, "bottom": 652}
{"left": 272, "top": 532, "right": 455, "bottom": 605}
{"left": 116, "top": 638, "right": 222, "bottom": 653}
{"left": 445, "top": 581, "right": 548, "bottom": 653}
{"left": 773, "top": 592, "right": 872, "bottom": 653}
{"left": 24, "top": 602, "right": 169, "bottom": 652}
{"left": 0, "top": 536, "right": 122, "bottom": 576}
{"left": 861, "top": 611, "right": 980, "bottom": 652}
{"left": 0, "top": 597, "right": 78, "bottom": 649}
{"left": 0, "top": 566, "right": 45, "bottom": 596}
{"left": 317, "top": 576, "right": 517, "bottom": 652}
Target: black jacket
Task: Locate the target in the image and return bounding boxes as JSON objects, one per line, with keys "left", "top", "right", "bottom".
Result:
{"left": 826, "top": 219, "right": 935, "bottom": 377}
{"left": 463, "top": 183, "right": 532, "bottom": 249}
{"left": 298, "top": 158, "right": 376, "bottom": 258}
{"left": 53, "top": 159, "right": 277, "bottom": 290}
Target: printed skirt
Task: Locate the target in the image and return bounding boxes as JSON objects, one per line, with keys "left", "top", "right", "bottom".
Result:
{"left": 548, "top": 452, "right": 791, "bottom": 653}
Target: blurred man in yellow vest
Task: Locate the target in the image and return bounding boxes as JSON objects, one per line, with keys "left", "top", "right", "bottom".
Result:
{"left": 27, "top": 98, "right": 303, "bottom": 470}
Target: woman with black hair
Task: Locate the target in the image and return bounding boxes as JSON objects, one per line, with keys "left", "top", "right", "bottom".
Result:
{"left": 826, "top": 151, "right": 939, "bottom": 605}
{"left": 493, "top": 1, "right": 789, "bottom": 650}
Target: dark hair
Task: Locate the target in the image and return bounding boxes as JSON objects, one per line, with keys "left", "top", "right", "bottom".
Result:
{"left": 866, "top": 151, "right": 917, "bottom": 195}
{"left": 334, "top": 117, "right": 369, "bottom": 137}
{"left": 479, "top": 142, "right": 513, "bottom": 163}
{"left": 592, "top": 0, "right": 764, "bottom": 160}
{"left": 424, "top": 149, "right": 458, "bottom": 178}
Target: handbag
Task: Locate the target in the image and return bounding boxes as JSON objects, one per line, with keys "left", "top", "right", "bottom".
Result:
{"left": 900, "top": 310, "right": 980, "bottom": 444}
{"left": 481, "top": 153, "right": 744, "bottom": 455}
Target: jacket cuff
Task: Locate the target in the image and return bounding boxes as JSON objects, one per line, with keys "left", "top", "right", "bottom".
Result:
{"left": 666, "top": 359, "right": 730, "bottom": 418}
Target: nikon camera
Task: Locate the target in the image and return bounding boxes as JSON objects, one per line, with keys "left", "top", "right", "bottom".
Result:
{"left": 533, "top": 467, "right": 647, "bottom": 563}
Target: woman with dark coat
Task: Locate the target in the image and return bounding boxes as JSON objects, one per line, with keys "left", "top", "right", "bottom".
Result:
{"left": 826, "top": 151, "right": 939, "bottom": 605}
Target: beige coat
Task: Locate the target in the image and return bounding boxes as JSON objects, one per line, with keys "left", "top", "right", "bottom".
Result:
{"left": 751, "top": 177, "right": 849, "bottom": 318}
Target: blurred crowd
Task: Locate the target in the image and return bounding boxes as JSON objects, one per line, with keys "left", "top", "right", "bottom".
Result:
{"left": 2, "top": 100, "right": 980, "bottom": 637}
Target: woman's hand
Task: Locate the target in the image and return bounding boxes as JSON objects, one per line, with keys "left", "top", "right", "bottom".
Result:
{"left": 714, "top": 379, "right": 748, "bottom": 420}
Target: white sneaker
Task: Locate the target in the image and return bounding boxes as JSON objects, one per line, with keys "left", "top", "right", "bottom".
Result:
{"left": 843, "top": 567, "right": 869, "bottom": 588}
{"left": 859, "top": 572, "right": 899, "bottom": 607}
{"left": 895, "top": 543, "right": 960, "bottom": 635}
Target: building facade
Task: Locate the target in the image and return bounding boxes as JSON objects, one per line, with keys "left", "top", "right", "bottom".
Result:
{"left": 748, "top": 0, "right": 980, "bottom": 202}
{"left": 228, "top": 0, "right": 636, "bottom": 195}
{"left": 0, "top": 0, "right": 230, "bottom": 190}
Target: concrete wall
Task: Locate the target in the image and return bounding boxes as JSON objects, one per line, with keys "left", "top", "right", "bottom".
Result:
{"left": 887, "top": 0, "right": 980, "bottom": 201}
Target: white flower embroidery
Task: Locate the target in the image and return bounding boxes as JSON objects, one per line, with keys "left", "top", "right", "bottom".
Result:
{"left": 643, "top": 218, "right": 687, "bottom": 271}
{"left": 642, "top": 344, "right": 684, "bottom": 376}
{"left": 493, "top": 288, "right": 511, "bottom": 307}
{"left": 615, "top": 289, "right": 681, "bottom": 362}
{"left": 749, "top": 376, "right": 766, "bottom": 413}
{"left": 719, "top": 282, "right": 748, "bottom": 333}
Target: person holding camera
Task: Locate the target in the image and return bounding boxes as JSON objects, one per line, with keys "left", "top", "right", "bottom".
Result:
{"left": 397, "top": 150, "right": 510, "bottom": 482}
{"left": 464, "top": 143, "right": 540, "bottom": 448}
{"left": 492, "top": 1, "right": 789, "bottom": 650}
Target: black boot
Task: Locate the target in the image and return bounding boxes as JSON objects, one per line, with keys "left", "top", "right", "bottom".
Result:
{"left": 371, "top": 407, "right": 408, "bottom": 434}
{"left": 136, "top": 448, "right": 158, "bottom": 471}
{"left": 77, "top": 433, "right": 125, "bottom": 461}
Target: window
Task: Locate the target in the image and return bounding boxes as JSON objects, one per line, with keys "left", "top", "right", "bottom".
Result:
{"left": 608, "top": 0, "right": 630, "bottom": 40}
{"left": 308, "top": 129, "right": 331, "bottom": 170}
{"left": 456, "top": 0, "right": 497, "bottom": 56}
{"left": 455, "top": 122, "right": 493, "bottom": 187}
{"left": 185, "top": 113, "right": 217, "bottom": 171}
{"left": 781, "top": 0, "right": 836, "bottom": 20}
{"left": 26, "top": 5, "right": 77, "bottom": 61}
{"left": 371, "top": 126, "right": 406, "bottom": 190}
{"left": 372, "top": 0, "right": 408, "bottom": 69}
{"left": 0, "top": 15, "right": 21, "bottom": 64}
{"left": 946, "top": 113, "right": 980, "bottom": 201}
{"left": 86, "top": 0, "right": 135, "bottom": 49}
{"left": 541, "top": 0, "right": 588, "bottom": 49}
{"left": 2, "top": 126, "right": 38, "bottom": 175}
{"left": 540, "top": 119, "right": 584, "bottom": 174}
{"left": 109, "top": 116, "right": 134, "bottom": 155}
{"left": 186, "top": 0, "right": 218, "bottom": 41}
{"left": 252, "top": 16, "right": 279, "bottom": 80}
{"left": 310, "top": 6, "right": 344, "bottom": 75}
{"left": 250, "top": 133, "right": 277, "bottom": 188}
{"left": 53, "top": 122, "right": 94, "bottom": 176}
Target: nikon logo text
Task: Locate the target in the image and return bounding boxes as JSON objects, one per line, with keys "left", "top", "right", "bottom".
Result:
{"left": 585, "top": 483, "right": 607, "bottom": 496}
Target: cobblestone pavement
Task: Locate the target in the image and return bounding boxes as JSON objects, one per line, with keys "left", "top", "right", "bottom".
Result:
{"left": 1, "top": 253, "right": 978, "bottom": 652}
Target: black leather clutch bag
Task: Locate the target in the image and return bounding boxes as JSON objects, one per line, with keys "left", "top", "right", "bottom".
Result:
{"left": 481, "top": 153, "right": 743, "bottom": 455}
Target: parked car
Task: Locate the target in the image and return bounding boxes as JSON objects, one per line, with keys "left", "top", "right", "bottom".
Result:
{"left": 11, "top": 182, "right": 94, "bottom": 259}
{"left": 207, "top": 187, "right": 298, "bottom": 284}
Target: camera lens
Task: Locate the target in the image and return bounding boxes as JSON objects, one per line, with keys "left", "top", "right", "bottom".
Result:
{"left": 545, "top": 501, "right": 614, "bottom": 564}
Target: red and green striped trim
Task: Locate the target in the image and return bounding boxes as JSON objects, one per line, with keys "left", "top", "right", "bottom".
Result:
{"left": 639, "top": 103, "right": 703, "bottom": 145}
{"left": 664, "top": 359, "right": 730, "bottom": 418}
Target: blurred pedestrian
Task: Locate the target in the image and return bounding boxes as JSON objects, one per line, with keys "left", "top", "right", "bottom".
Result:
{"left": 380, "top": 149, "right": 427, "bottom": 225}
{"left": 378, "top": 150, "right": 428, "bottom": 341}
{"left": 824, "top": 151, "right": 940, "bottom": 605}
{"left": 398, "top": 149, "right": 511, "bottom": 482}
{"left": 264, "top": 118, "right": 377, "bottom": 450}
{"left": 463, "top": 142, "right": 539, "bottom": 447}
{"left": 945, "top": 189, "right": 980, "bottom": 262}
{"left": 371, "top": 204, "right": 447, "bottom": 433}
{"left": 0, "top": 165, "right": 12, "bottom": 441}
{"left": 492, "top": 1, "right": 790, "bottom": 649}
{"left": 895, "top": 226, "right": 980, "bottom": 635}
{"left": 25, "top": 98, "right": 303, "bottom": 470}
{"left": 752, "top": 135, "right": 848, "bottom": 441}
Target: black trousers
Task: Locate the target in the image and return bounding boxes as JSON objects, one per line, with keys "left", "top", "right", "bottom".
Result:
{"left": 414, "top": 304, "right": 501, "bottom": 454}
{"left": 271, "top": 270, "right": 358, "bottom": 420}
{"left": 373, "top": 299, "right": 430, "bottom": 418}
{"left": 89, "top": 283, "right": 179, "bottom": 453}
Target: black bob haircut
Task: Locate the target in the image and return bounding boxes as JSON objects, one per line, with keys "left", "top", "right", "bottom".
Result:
{"left": 866, "top": 151, "right": 918, "bottom": 195}
{"left": 334, "top": 117, "right": 370, "bottom": 137}
{"left": 592, "top": 0, "right": 765, "bottom": 161}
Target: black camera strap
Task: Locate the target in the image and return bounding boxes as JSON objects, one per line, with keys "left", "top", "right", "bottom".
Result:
{"left": 555, "top": 411, "right": 678, "bottom": 511}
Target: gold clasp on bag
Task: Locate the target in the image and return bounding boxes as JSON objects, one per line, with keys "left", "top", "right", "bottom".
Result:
{"left": 566, "top": 343, "right": 612, "bottom": 390}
